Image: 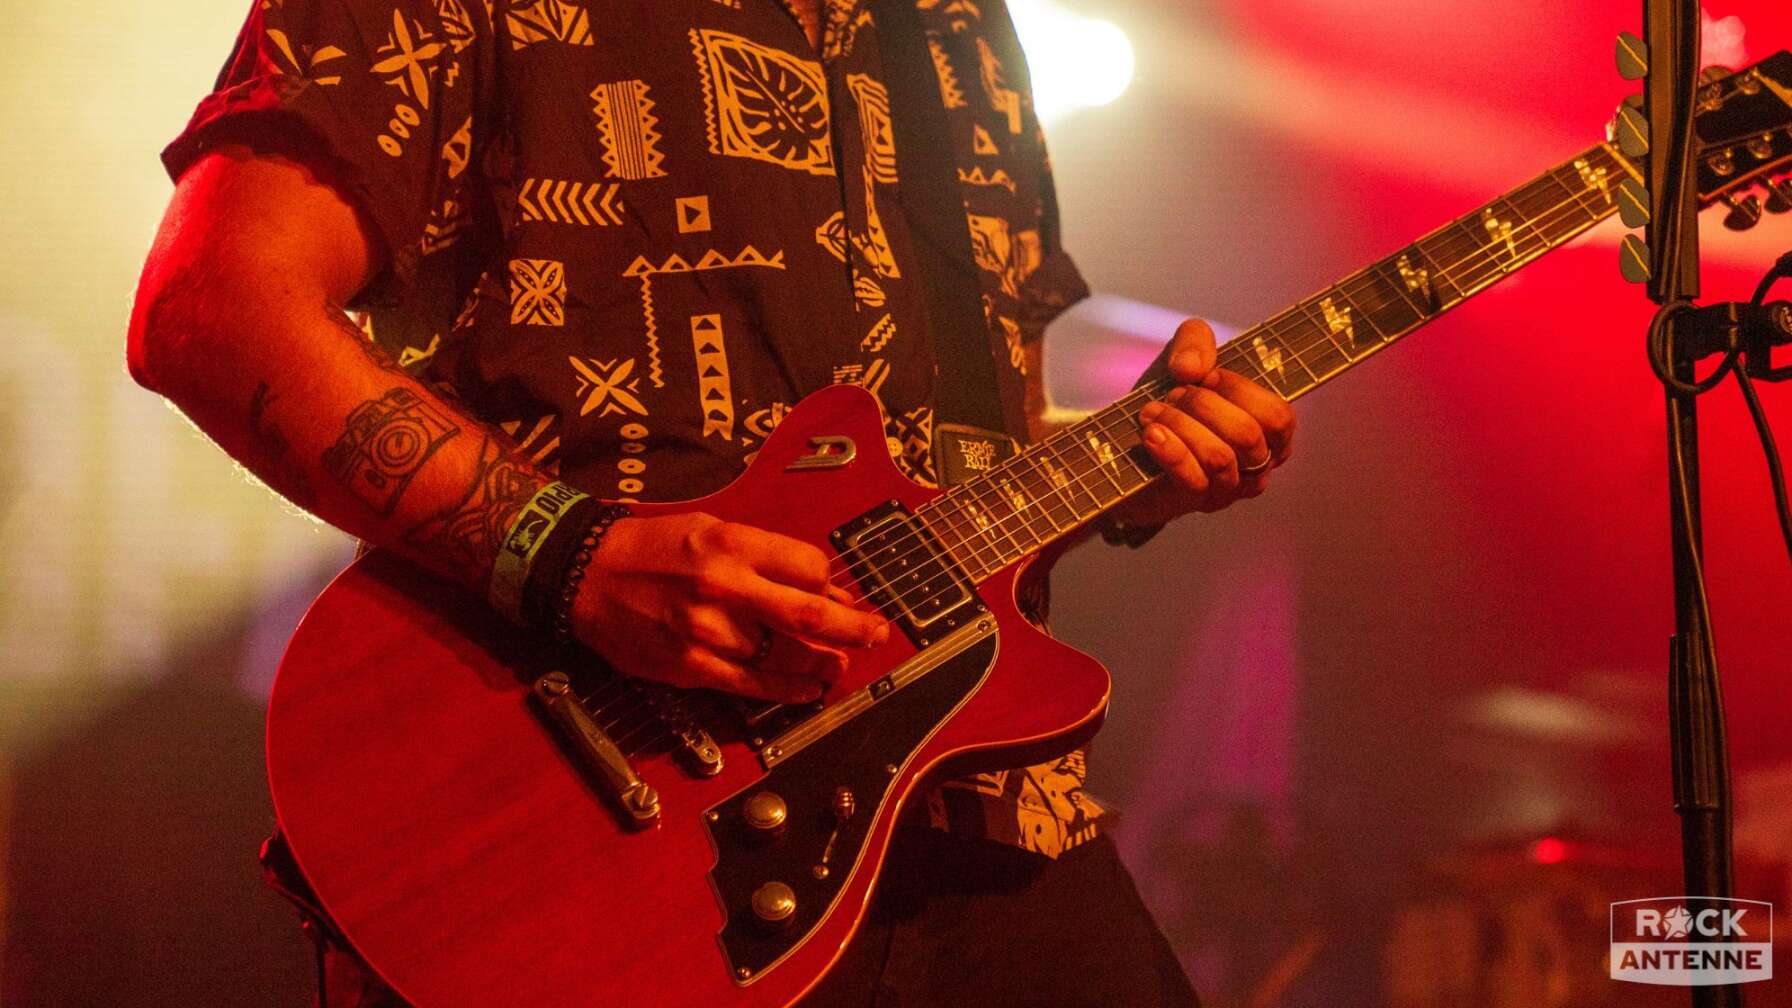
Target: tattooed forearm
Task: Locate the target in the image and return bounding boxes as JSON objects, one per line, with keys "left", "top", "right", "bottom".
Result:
{"left": 404, "top": 435, "right": 539, "bottom": 578}
{"left": 324, "top": 303, "right": 404, "bottom": 371}
{"left": 322, "top": 387, "right": 461, "bottom": 515}
{"left": 247, "top": 382, "right": 318, "bottom": 508}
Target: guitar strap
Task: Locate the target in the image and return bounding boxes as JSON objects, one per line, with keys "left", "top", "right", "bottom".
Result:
{"left": 875, "top": 0, "right": 1025, "bottom": 486}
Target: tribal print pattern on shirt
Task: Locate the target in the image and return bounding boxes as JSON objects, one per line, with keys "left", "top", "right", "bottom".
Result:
{"left": 168, "top": 0, "right": 1098, "bottom": 856}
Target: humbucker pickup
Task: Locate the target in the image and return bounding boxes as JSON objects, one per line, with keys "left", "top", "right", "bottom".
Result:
{"left": 831, "top": 500, "right": 981, "bottom": 648}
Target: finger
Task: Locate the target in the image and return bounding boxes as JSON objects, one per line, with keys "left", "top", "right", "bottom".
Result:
{"left": 761, "top": 633, "right": 850, "bottom": 688}
{"left": 682, "top": 647, "right": 824, "bottom": 704}
{"left": 1201, "top": 368, "right": 1296, "bottom": 463}
{"left": 734, "top": 578, "right": 891, "bottom": 651}
{"left": 1140, "top": 419, "right": 1211, "bottom": 502}
{"left": 1172, "top": 386, "right": 1270, "bottom": 471}
{"left": 1146, "top": 399, "right": 1240, "bottom": 495}
{"left": 1166, "top": 318, "right": 1218, "bottom": 385}
{"left": 714, "top": 522, "right": 833, "bottom": 592}
{"left": 682, "top": 604, "right": 761, "bottom": 660}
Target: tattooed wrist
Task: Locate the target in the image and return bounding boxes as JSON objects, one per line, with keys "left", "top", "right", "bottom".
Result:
{"left": 404, "top": 434, "right": 544, "bottom": 582}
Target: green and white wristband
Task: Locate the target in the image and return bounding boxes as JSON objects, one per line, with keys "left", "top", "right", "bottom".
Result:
{"left": 489, "top": 481, "right": 592, "bottom": 624}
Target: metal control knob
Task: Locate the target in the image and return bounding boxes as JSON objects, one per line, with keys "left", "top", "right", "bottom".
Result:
{"left": 752, "top": 882, "right": 796, "bottom": 926}
{"left": 743, "top": 791, "right": 788, "bottom": 832}
{"left": 832, "top": 786, "right": 857, "bottom": 823}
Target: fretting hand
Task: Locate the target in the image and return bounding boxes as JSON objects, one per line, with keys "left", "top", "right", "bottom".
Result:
{"left": 1110, "top": 319, "right": 1297, "bottom": 527}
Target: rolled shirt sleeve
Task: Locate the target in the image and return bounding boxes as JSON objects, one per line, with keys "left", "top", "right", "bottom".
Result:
{"left": 163, "top": 0, "right": 493, "bottom": 292}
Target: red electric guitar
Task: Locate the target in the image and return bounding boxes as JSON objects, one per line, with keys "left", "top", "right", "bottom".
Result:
{"left": 267, "top": 57, "right": 1792, "bottom": 1007}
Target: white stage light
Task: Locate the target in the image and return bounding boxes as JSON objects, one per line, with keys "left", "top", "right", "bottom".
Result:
{"left": 1009, "top": 0, "right": 1136, "bottom": 125}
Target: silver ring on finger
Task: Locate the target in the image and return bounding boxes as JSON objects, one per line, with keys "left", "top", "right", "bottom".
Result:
{"left": 1239, "top": 455, "right": 1272, "bottom": 477}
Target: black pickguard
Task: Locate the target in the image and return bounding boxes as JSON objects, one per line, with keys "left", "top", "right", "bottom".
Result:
{"left": 705, "top": 632, "right": 999, "bottom": 982}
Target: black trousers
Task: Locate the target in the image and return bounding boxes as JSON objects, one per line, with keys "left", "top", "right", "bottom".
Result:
{"left": 277, "top": 826, "right": 1197, "bottom": 1007}
{"left": 799, "top": 827, "right": 1200, "bottom": 1008}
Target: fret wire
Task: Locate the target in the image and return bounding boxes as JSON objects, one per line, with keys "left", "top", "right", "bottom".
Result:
{"left": 1448, "top": 214, "right": 1506, "bottom": 286}
{"left": 879, "top": 162, "right": 1630, "bottom": 601}
{"left": 1074, "top": 417, "right": 1132, "bottom": 500}
{"left": 1339, "top": 265, "right": 1431, "bottom": 346}
{"left": 960, "top": 459, "right": 1031, "bottom": 569}
{"left": 1299, "top": 293, "right": 1361, "bottom": 364}
{"left": 1518, "top": 164, "right": 1590, "bottom": 236}
{"left": 902, "top": 400, "right": 1161, "bottom": 599}
{"left": 1546, "top": 152, "right": 1607, "bottom": 219}
{"left": 914, "top": 496, "right": 987, "bottom": 579}
{"left": 1552, "top": 163, "right": 1608, "bottom": 224}
{"left": 1349, "top": 262, "right": 1425, "bottom": 340}
{"left": 1290, "top": 294, "right": 1354, "bottom": 369}
{"left": 945, "top": 473, "right": 1006, "bottom": 573}
{"left": 1326, "top": 278, "right": 1390, "bottom": 349}
{"left": 1376, "top": 248, "right": 1439, "bottom": 318}
{"left": 995, "top": 467, "right": 1055, "bottom": 552}
{"left": 1489, "top": 195, "right": 1549, "bottom": 266}
{"left": 1251, "top": 317, "right": 1317, "bottom": 397}
{"left": 1408, "top": 233, "right": 1465, "bottom": 307}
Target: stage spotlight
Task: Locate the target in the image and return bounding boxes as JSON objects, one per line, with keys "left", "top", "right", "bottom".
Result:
{"left": 1009, "top": 0, "right": 1135, "bottom": 124}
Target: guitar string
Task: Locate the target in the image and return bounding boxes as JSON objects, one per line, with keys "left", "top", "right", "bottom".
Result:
{"left": 578, "top": 136, "right": 1697, "bottom": 727}
{"left": 818, "top": 173, "right": 1620, "bottom": 617}
{"left": 814, "top": 149, "right": 1631, "bottom": 598}
{"left": 811, "top": 165, "right": 1624, "bottom": 618}
{"left": 879, "top": 172, "right": 1623, "bottom": 611}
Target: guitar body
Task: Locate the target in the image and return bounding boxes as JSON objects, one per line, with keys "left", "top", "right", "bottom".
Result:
{"left": 267, "top": 384, "right": 1109, "bottom": 1007}
{"left": 263, "top": 58, "right": 1792, "bottom": 1005}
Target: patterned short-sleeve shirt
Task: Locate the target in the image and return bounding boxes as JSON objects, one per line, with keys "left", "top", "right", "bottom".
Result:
{"left": 168, "top": 0, "right": 1102, "bottom": 857}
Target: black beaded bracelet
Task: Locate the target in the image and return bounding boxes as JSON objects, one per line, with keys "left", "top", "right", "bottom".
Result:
{"left": 516, "top": 495, "right": 604, "bottom": 629}
{"left": 549, "top": 503, "right": 633, "bottom": 643}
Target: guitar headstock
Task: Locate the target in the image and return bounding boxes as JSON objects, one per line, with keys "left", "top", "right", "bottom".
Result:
{"left": 1689, "top": 51, "right": 1792, "bottom": 223}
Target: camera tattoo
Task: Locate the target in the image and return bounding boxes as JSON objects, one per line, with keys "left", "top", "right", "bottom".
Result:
{"left": 323, "top": 387, "right": 461, "bottom": 515}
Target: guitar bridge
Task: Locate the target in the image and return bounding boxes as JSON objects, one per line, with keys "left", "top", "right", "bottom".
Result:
{"left": 532, "top": 671, "right": 660, "bottom": 828}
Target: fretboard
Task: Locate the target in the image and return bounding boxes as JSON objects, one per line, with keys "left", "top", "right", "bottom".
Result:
{"left": 916, "top": 142, "right": 1638, "bottom": 581}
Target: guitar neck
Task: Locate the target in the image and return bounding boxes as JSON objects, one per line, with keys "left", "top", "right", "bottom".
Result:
{"left": 917, "top": 142, "right": 1638, "bottom": 581}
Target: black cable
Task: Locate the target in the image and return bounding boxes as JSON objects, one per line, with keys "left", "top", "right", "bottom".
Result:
{"left": 1742, "top": 251, "right": 1792, "bottom": 564}
{"left": 1748, "top": 251, "right": 1792, "bottom": 308}
{"left": 1646, "top": 254, "right": 1792, "bottom": 565}
{"left": 1733, "top": 364, "right": 1792, "bottom": 565}
{"left": 1647, "top": 301, "right": 1735, "bottom": 395}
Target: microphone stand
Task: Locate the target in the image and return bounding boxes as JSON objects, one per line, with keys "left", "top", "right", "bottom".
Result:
{"left": 1642, "top": 3, "right": 1740, "bottom": 1006}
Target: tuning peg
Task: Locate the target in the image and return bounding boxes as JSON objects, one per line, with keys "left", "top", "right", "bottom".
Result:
{"left": 1619, "top": 234, "right": 1653, "bottom": 284}
{"left": 1764, "top": 178, "right": 1792, "bottom": 214}
{"left": 1699, "top": 66, "right": 1735, "bottom": 85}
{"left": 1722, "top": 193, "right": 1763, "bottom": 231}
{"left": 1618, "top": 177, "right": 1652, "bottom": 228}
{"left": 1764, "top": 177, "right": 1792, "bottom": 214}
{"left": 1616, "top": 32, "right": 1649, "bottom": 80}
{"left": 1616, "top": 97, "right": 1650, "bottom": 159}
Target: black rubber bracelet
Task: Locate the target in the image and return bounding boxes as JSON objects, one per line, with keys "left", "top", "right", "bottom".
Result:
{"left": 517, "top": 495, "right": 604, "bottom": 629}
